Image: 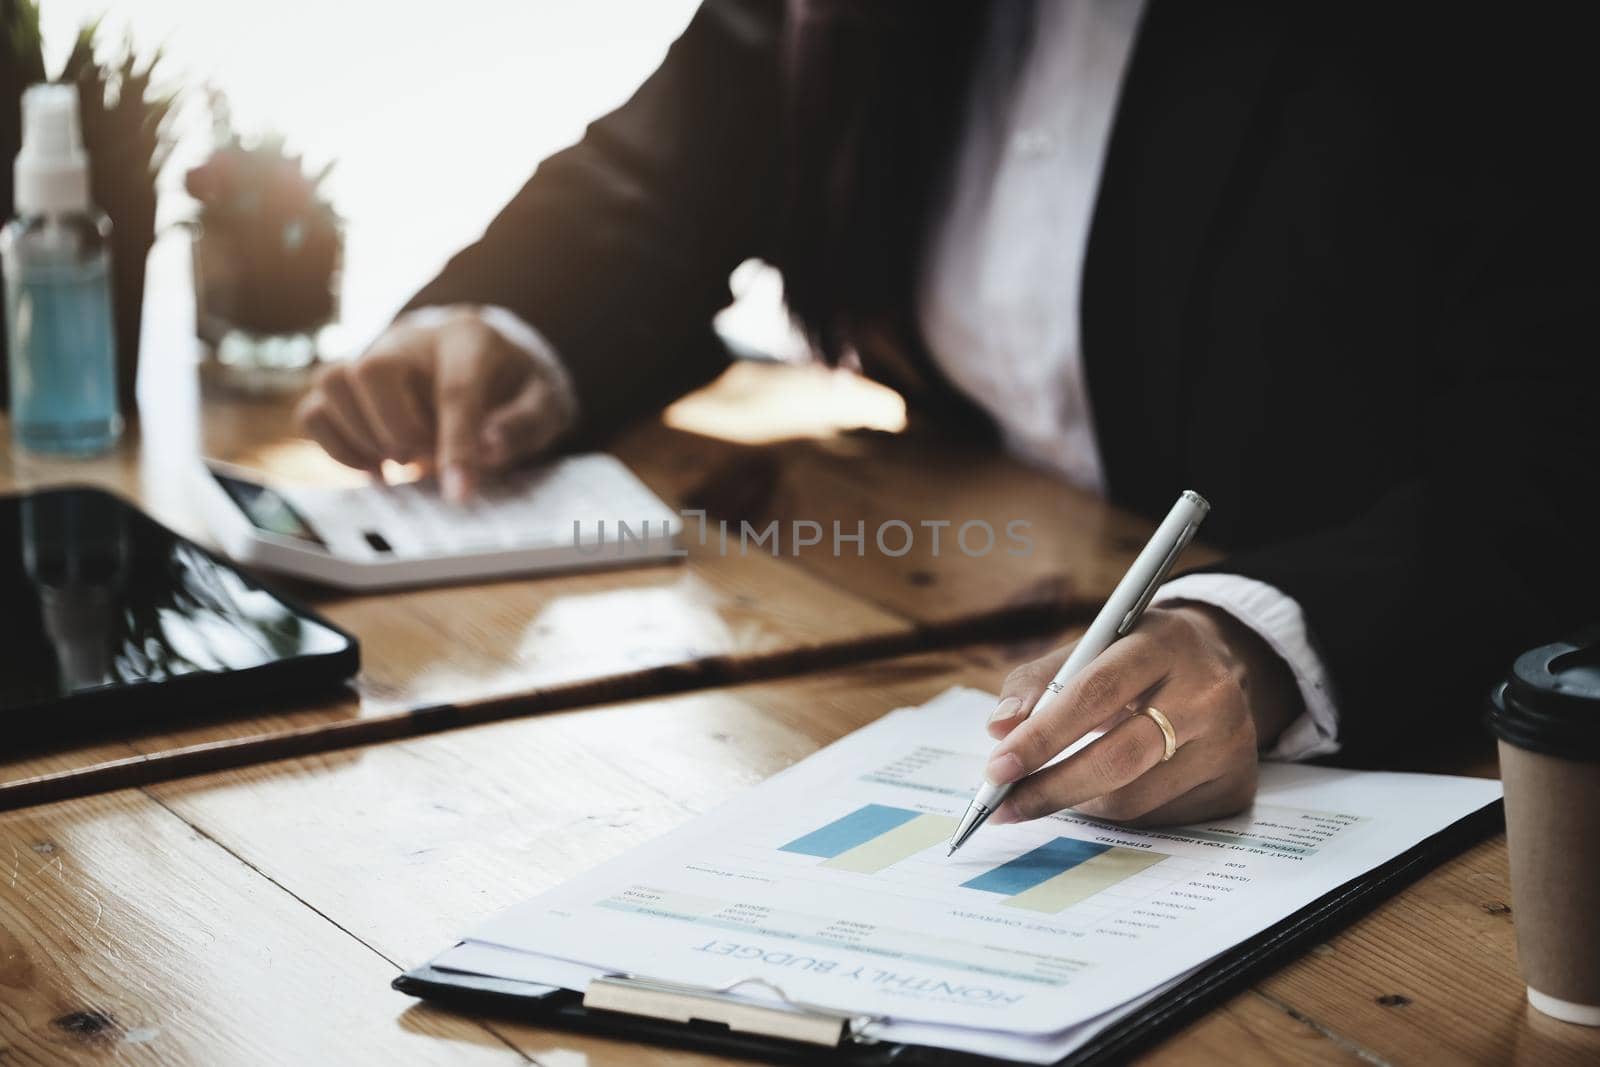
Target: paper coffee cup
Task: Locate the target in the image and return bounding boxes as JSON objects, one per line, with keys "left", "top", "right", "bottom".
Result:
{"left": 1488, "top": 636, "right": 1600, "bottom": 1025}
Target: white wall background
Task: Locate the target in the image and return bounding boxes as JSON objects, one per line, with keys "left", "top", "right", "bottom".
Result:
{"left": 38, "top": 0, "right": 799, "bottom": 357}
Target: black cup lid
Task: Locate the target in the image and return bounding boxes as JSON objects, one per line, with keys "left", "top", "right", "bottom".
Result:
{"left": 1487, "top": 635, "right": 1600, "bottom": 760}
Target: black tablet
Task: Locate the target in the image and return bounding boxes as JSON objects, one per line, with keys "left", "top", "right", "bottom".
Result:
{"left": 1, "top": 485, "right": 358, "bottom": 743}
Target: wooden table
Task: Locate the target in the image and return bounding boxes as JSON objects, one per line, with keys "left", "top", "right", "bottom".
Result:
{"left": 0, "top": 360, "right": 1144, "bottom": 807}
{"left": 4, "top": 643, "right": 1592, "bottom": 1066}
{"left": 8, "top": 240, "right": 1584, "bottom": 1065}
{"left": 2, "top": 249, "right": 1172, "bottom": 809}
{"left": 0, "top": 365, "right": 913, "bottom": 806}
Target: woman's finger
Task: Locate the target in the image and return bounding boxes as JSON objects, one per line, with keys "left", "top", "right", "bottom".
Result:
{"left": 296, "top": 393, "right": 381, "bottom": 474}
{"left": 314, "top": 367, "right": 385, "bottom": 470}
{"left": 434, "top": 324, "right": 503, "bottom": 500}
{"left": 993, "top": 703, "right": 1207, "bottom": 823}
{"left": 987, "top": 639, "right": 1077, "bottom": 738}
{"left": 348, "top": 357, "right": 433, "bottom": 461}
{"left": 986, "top": 633, "right": 1166, "bottom": 786}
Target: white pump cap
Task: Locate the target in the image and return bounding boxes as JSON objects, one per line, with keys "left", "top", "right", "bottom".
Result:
{"left": 14, "top": 84, "right": 92, "bottom": 216}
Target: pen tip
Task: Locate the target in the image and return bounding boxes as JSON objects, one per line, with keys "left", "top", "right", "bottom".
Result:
{"left": 946, "top": 845, "right": 958, "bottom": 858}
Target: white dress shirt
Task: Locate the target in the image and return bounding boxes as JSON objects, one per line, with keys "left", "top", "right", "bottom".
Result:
{"left": 917, "top": 0, "right": 1339, "bottom": 761}
{"left": 417, "top": 0, "right": 1340, "bottom": 760}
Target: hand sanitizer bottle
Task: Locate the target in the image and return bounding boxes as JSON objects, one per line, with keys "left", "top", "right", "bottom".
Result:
{"left": 2, "top": 84, "right": 122, "bottom": 455}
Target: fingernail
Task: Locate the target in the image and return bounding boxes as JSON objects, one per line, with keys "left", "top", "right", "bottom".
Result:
{"left": 985, "top": 752, "right": 1025, "bottom": 787}
{"left": 988, "top": 697, "right": 1023, "bottom": 725}
{"left": 441, "top": 464, "right": 470, "bottom": 503}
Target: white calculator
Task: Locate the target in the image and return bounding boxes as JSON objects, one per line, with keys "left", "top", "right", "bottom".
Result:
{"left": 194, "top": 454, "right": 684, "bottom": 590}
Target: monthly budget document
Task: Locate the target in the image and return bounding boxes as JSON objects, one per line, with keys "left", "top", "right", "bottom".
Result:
{"left": 422, "top": 688, "right": 1501, "bottom": 1060}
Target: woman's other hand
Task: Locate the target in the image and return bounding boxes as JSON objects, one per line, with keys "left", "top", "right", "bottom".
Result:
{"left": 295, "top": 310, "right": 574, "bottom": 501}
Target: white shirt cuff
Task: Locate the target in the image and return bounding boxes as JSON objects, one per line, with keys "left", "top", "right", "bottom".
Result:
{"left": 1152, "top": 573, "right": 1341, "bottom": 762}
{"left": 393, "top": 304, "right": 581, "bottom": 440}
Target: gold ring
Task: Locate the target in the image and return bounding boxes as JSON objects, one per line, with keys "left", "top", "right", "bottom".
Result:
{"left": 1142, "top": 706, "right": 1177, "bottom": 762}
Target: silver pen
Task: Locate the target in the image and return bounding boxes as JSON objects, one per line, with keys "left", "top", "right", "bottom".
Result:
{"left": 947, "top": 490, "right": 1211, "bottom": 856}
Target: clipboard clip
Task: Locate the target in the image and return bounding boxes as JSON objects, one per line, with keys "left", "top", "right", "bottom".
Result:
{"left": 583, "top": 973, "right": 880, "bottom": 1048}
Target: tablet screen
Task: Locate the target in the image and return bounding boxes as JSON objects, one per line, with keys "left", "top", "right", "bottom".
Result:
{"left": 0, "top": 487, "right": 355, "bottom": 717}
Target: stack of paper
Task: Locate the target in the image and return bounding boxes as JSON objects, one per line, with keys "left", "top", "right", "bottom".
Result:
{"left": 417, "top": 688, "right": 1501, "bottom": 1062}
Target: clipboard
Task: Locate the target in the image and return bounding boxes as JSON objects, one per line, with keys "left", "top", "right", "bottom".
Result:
{"left": 394, "top": 799, "right": 1502, "bottom": 1065}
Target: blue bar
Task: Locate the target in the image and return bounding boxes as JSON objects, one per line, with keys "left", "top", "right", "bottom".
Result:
{"left": 780, "top": 804, "right": 921, "bottom": 859}
{"left": 961, "top": 838, "right": 1111, "bottom": 896}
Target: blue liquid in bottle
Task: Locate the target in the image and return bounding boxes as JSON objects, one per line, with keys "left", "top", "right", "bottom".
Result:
{"left": 3, "top": 213, "right": 122, "bottom": 455}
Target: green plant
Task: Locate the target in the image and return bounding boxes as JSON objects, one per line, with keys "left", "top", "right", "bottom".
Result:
{"left": 188, "top": 91, "right": 337, "bottom": 229}
{"left": 188, "top": 92, "right": 341, "bottom": 337}
{"left": 60, "top": 21, "right": 178, "bottom": 403}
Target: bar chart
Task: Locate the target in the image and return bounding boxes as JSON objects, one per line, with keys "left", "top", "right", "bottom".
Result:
{"left": 962, "top": 837, "right": 1168, "bottom": 913}
{"left": 779, "top": 803, "right": 958, "bottom": 874}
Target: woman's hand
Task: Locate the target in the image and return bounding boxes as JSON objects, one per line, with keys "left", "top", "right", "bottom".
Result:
{"left": 984, "top": 603, "right": 1301, "bottom": 826}
{"left": 294, "top": 310, "right": 574, "bottom": 501}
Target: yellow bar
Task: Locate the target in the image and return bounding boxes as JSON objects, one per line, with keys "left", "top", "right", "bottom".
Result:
{"left": 1003, "top": 846, "right": 1166, "bottom": 913}
{"left": 822, "top": 813, "right": 958, "bottom": 874}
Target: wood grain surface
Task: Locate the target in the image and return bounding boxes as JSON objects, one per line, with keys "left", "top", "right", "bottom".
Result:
{"left": 0, "top": 645, "right": 1344, "bottom": 1066}
{"left": 5, "top": 642, "right": 1585, "bottom": 1065}
{"left": 112, "top": 642, "right": 1535, "bottom": 1067}
{"left": 1, "top": 350, "right": 927, "bottom": 808}
{"left": 8, "top": 248, "right": 1569, "bottom": 1066}
{"left": 1258, "top": 832, "right": 1598, "bottom": 1066}
{"left": 0, "top": 789, "right": 528, "bottom": 1064}
{"left": 3, "top": 351, "right": 1188, "bottom": 809}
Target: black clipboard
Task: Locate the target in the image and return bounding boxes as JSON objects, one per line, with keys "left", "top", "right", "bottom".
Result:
{"left": 394, "top": 799, "right": 1502, "bottom": 1065}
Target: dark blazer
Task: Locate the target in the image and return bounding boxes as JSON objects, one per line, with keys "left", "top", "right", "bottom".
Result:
{"left": 408, "top": 1, "right": 1597, "bottom": 760}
